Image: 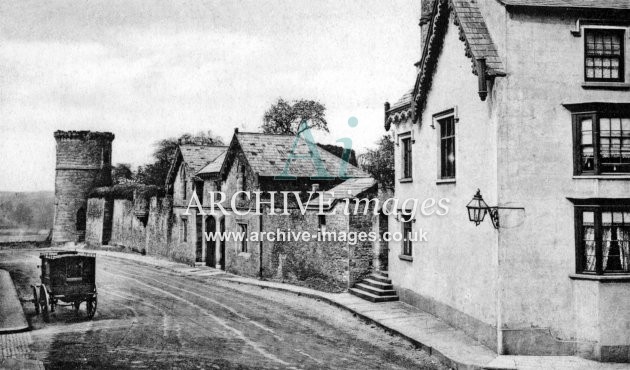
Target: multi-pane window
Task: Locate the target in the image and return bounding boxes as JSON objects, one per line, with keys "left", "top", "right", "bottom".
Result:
{"left": 238, "top": 223, "right": 248, "bottom": 252}
{"left": 577, "top": 207, "right": 630, "bottom": 274}
{"left": 402, "top": 214, "right": 413, "bottom": 256}
{"left": 439, "top": 116, "right": 456, "bottom": 179}
{"left": 401, "top": 137, "right": 412, "bottom": 179}
{"left": 585, "top": 29, "right": 624, "bottom": 82}
{"left": 575, "top": 113, "right": 630, "bottom": 174}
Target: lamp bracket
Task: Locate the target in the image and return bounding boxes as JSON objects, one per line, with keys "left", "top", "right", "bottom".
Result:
{"left": 487, "top": 206, "right": 525, "bottom": 229}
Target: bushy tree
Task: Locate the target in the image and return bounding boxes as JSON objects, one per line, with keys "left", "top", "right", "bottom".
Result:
{"left": 360, "top": 135, "right": 395, "bottom": 190}
{"left": 261, "top": 98, "right": 328, "bottom": 135}
{"left": 112, "top": 163, "right": 134, "bottom": 184}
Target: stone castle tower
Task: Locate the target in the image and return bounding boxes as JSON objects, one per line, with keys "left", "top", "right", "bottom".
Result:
{"left": 52, "top": 130, "right": 115, "bottom": 243}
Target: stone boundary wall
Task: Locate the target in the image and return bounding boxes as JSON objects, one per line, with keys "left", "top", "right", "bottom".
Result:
{"left": 85, "top": 195, "right": 175, "bottom": 260}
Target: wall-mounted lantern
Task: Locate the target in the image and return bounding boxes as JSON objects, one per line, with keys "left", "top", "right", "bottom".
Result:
{"left": 466, "top": 189, "right": 501, "bottom": 229}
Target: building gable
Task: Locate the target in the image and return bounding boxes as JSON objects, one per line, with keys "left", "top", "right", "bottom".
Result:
{"left": 385, "top": 0, "right": 505, "bottom": 130}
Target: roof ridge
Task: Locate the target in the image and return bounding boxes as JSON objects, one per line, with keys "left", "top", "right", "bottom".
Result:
{"left": 179, "top": 143, "right": 228, "bottom": 147}
{"left": 237, "top": 131, "right": 296, "bottom": 137}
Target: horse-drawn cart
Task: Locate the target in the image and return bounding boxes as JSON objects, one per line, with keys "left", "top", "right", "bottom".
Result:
{"left": 31, "top": 251, "right": 97, "bottom": 322}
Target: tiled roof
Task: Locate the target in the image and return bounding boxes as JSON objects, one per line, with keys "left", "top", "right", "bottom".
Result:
{"left": 310, "top": 178, "right": 377, "bottom": 208}
{"left": 179, "top": 145, "right": 228, "bottom": 174}
{"left": 499, "top": 0, "right": 630, "bottom": 9}
{"left": 451, "top": 0, "right": 505, "bottom": 76}
{"left": 197, "top": 150, "right": 227, "bottom": 175}
{"left": 234, "top": 132, "right": 370, "bottom": 178}
{"left": 389, "top": 89, "right": 413, "bottom": 111}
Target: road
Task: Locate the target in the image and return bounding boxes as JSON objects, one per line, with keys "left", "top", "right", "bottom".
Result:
{"left": 0, "top": 249, "right": 446, "bottom": 369}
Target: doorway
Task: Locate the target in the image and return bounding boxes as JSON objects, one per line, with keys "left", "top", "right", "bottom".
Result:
{"left": 205, "top": 216, "right": 216, "bottom": 267}
{"left": 195, "top": 214, "right": 203, "bottom": 263}
{"left": 76, "top": 206, "right": 86, "bottom": 242}
{"left": 219, "top": 218, "right": 226, "bottom": 270}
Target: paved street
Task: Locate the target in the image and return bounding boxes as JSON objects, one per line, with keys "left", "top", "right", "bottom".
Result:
{"left": 0, "top": 250, "right": 446, "bottom": 369}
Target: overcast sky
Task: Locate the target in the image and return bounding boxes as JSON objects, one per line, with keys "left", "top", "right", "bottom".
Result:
{"left": 0, "top": 0, "right": 419, "bottom": 192}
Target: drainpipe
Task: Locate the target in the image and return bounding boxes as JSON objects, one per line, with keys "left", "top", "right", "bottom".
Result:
{"left": 476, "top": 57, "right": 488, "bottom": 101}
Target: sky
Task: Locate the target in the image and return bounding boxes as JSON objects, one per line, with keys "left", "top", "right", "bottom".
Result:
{"left": 0, "top": 0, "right": 419, "bottom": 192}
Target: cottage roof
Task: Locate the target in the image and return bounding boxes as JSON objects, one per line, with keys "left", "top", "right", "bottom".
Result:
{"left": 165, "top": 144, "right": 227, "bottom": 188}
{"left": 225, "top": 132, "right": 370, "bottom": 179}
{"left": 313, "top": 177, "right": 377, "bottom": 204}
{"left": 499, "top": 0, "right": 630, "bottom": 9}
{"left": 197, "top": 151, "right": 227, "bottom": 175}
{"left": 179, "top": 145, "right": 228, "bottom": 174}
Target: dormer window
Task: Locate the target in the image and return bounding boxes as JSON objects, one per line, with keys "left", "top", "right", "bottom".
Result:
{"left": 585, "top": 28, "right": 625, "bottom": 83}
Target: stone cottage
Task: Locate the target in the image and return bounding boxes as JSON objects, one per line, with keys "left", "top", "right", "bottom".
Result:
{"left": 165, "top": 144, "right": 228, "bottom": 266}
{"left": 213, "top": 130, "right": 379, "bottom": 291}
{"left": 385, "top": 0, "right": 630, "bottom": 362}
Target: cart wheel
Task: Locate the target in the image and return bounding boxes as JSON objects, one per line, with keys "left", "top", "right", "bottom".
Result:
{"left": 39, "top": 286, "right": 50, "bottom": 322}
{"left": 86, "top": 295, "right": 97, "bottom": 319}
{"left": 32, "top": 286, "right": 40, "bottom": 315}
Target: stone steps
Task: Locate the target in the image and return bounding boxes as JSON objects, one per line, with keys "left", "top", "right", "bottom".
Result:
{"left": 349, "top": 270, "right": 398, "bottom": 303}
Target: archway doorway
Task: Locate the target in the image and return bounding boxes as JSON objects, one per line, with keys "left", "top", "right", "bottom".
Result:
{"left": 76, "top": 206, "right": 86, "bottom": 242}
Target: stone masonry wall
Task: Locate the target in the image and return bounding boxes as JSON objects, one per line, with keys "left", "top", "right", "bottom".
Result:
{"left": 109, "top": 199, "right": 145, "bottom": 253}
{"left": 348, "top": 211, "right": 374, "bottom": 286}
{"left": 85, "top": 198, "right": 105, "bottom": 247}
{"left": 262, "top": 208, "right": 350, "bottom": 292}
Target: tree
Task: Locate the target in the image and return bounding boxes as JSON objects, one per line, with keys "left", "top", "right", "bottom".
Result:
{"left": 112, "top": 163, "right": 134, "bottom": 184}
{"left": 360, "top": 135, "right": 395, "bottom": 190}
{"left": 136, "top": 130, "right": 225, "bottom": 186}
{"left": 14, "top": 202, "right": 33, "bottom": 226}
{"left": 261, "top": 98, "right": 328, "bottom": 135}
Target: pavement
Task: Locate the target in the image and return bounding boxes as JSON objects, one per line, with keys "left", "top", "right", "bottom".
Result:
{"left": 2, "top": 247, "right": 630, "bottom": 369}
{"left": 0, "top": 269, "right": 29, "bottom": 333}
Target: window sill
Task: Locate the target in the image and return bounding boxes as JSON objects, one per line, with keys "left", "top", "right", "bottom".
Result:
{"left": 399, "top": 178, "right": 413, "bottom": 183}
{"left": 573, "top": 175, "right": 630, "bottom": 180}
{"left": 569, "top": 273, "right": 630, "bottom": 282}
{"left": 436, "top": 178, "right": 456, "bottom": 185}
{"left": 581, "top": 82, "right": 630, "bottom": 90}
{"left": 398, "top": 254, "right": 413, "bottom": 262}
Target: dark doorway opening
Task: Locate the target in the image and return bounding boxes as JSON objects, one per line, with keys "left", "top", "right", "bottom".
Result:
{"left": 220, "top": 218, "right": 226, "bottom": 270}
{"left": 76, "top": 206, "right": 86, "bottom": 242}
{"left": 195, "top": 214, "right": 203, "bottom": 263}
{"left": 205, "top": 216, "right": 216, "bottom": 267}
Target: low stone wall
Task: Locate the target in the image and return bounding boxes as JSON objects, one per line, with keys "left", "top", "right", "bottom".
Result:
{"left": 86, "top": 195, "right": 176, "bottom": 260}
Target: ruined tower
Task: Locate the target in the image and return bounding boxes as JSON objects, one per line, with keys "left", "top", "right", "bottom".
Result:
{"left": 52, "top": 131, "right": 115, "bottom": 243}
